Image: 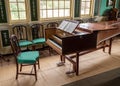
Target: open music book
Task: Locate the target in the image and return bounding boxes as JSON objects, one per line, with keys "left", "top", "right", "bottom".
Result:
{"left": 57, "top": 20, "right": 69, "bottom": 30}
{"left": 57, "top": 20, "right": 79, "bottom": 33}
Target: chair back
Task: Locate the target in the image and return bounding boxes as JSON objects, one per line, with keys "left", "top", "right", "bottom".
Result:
{"left": 31, "top": 23, "right": 44, "bottom": 39}
{"left": 10, "top": 35, "right": 21, "bottom": 57}
{"left": 12, "top": 25, "right": 28, "bottom": 40}
{"left": 47, "top": 22, "right": 59, "bottom": 28}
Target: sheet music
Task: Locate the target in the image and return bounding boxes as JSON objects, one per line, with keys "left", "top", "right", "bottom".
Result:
{"left": 64, "top": 22, "right": 79, "bottom": 33}
{"left": 57, "top": 20, "right": 69, "bottom": 30}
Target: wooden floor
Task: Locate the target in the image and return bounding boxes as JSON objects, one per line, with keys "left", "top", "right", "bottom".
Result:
{"left": 1, "top": 38, "right": 120, "bottom": 86}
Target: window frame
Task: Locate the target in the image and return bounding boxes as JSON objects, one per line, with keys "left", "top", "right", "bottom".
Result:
{"left": 80, "top": 0, "right": 95, "bottom": 18}
{"left": 7, "top": 0, "right": 29, "bottom": 23}
{"left": 38, "top": 0, "right": 73, "bottom": 21}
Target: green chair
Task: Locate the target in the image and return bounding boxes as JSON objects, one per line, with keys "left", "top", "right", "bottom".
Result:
{"left": 12, "top": 25, "right": 32, "bottom": 48}
{"left": 10, "top": 34, "right": 40, "bottom": 80}
{"left": 31, "top": 23, "right": 46, "bottom": 50}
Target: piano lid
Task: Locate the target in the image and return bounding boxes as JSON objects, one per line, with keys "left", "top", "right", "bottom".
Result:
{"left": 78, "top": 21, "right": 118, "bottom": 32}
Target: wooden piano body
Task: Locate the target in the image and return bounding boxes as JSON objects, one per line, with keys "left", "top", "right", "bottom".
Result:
{"left": 45, "top": 29, "right": 97, "bottom": 55}
{"left": 45, "top": 20, "right": 120, "bottom": 75}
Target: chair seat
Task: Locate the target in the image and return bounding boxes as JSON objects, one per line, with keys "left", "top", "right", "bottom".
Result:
{"left": 19, "top": 40, "right": 33, "bottom": 47}
{"left": 17, "top": 51, "right": 39, "bottom": 64}
{"left": 32, "top": 38, "right": 45, "bottom": 44}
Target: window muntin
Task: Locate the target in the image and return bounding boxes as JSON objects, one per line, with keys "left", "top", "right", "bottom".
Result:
{"left": 8, "top": 0, "right": 27, "bottom": 21}
{"left": 80, "top": 0, "right": 93, "bottom": 16}
{"left": 40, "top": 0, "right": 71, "bottom": 20}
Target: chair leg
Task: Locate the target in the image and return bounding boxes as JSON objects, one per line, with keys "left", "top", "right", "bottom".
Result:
{"left": 38, "top": 60, "right": 40, "bottom": 69}
{"left": 16, "top": 64, "right": 19, "bottom": 79}
{"left": 20, "top": 64, "right": 22, "bottom": 71}
{"left": 34, "top": 64, "right": 37, "bottom": 81}
{"left": 42, "top": 44, "right": 45, "bottom": 49}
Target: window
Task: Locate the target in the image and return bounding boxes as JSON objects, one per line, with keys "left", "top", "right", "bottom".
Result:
{"left": 8, "top": 0, "right": 27, "bottom": 21}
{"left": 40, "top": 0, "right": 71, "bottom": 20}
{"left": 80, "top": 0, "right": 94, "bottom": 17}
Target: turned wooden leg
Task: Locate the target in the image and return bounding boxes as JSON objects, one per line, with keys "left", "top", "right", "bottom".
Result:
{"left": 109, "top": 38, "right": 113, "bottom": 55}
{"left": 16, "top": 64, "right": 19, "bottom": 79}
{"left": 34, "top": 64, "right": 37, "bottom": 81}
{"left": 103, "top": 41, "right": 106, "bottom": 52}
{"left": 38, "top": 59, "right": 40, "bottom": 69}
{"left": 20, "top": 64, "right": 22, "bottom": 71}
{"left": 76, "top": 53, "right": 79, "bottom": 76}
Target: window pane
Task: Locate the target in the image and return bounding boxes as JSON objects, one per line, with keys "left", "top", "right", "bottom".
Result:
{"left": 19, "top": 12, "right": 26, "bottom": 19}
{"left": 10, "top": 0, "right": 25, "bottom": 2}
{"left": 53, "top": 1, "right": 58, "bottom": 9}
{"left": 81, "top": 6, "right": 85, "bottom": 15}
{"left": 18, "top": 0, "right": 25, "bottom": 2}
{"left": 11, "top": 12, "right": 19, "bottom": 20}
{"left": 9, "top": 0, "right": 16, "bottom": 2}
{"left": 53, "top": 10, "right": 58, "bottom": 17}
{"left": 59, "top": 9, "right": 64, "bottom": 17}
{"left": 40, "top": 10, "right": 43, "bottom": 17}
{"left": 65, "top": 9, "right": 70, "bottom": 16}
{"left": 85, "top": 9, "right": 90, "bottom": 14}
{"left": 40, "top": 10, "right": 47, "bottom": 18}
{"left": 81, "top": 2, "right": 85, "bottom": 7}
{"left": 59, "top": 1, "right": 64, "bottom": 9}
{"left": 40, "top": 1, "right": 46, "bottom": 9}
{"left": 47, "top": 10, "right": 52, "bottom": 18}
{"left": 18, "top": 3, "right": 25, "bottom": 10}
{"left": 86, "top": 2, "right": 90, "bottom": 8}
{"left": 47, "top": 1, "right": 52, "bottom": 9}
{"left": 65, "top": 1, "right": 70, "bottom": 8}
{"left": 10, "top": 3, "right": 17, "bottom": 11}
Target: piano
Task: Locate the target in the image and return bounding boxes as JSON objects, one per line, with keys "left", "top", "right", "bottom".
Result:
{"left": 45, "top": 20, "right": 120, "bottom": 75}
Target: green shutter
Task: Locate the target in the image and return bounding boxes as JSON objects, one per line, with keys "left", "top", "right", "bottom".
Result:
{"left": 1, "top": 30, "right": 10, "bottom": 47}
{"left": 74, "top": 0, "right": 80, "bottom": 17}
{"left": 116, "top": 0, "right": 120, "bottom": 9}
{"left": 30, "top": 0, "right": 38, "bottom": 21}
{"left": 94, "top": 0, "right": 100, "bottom": 16}
{"left": 0, "top": 0, "right": 7, "bottom": 23}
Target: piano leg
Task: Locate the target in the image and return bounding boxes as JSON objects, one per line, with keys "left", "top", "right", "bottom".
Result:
{"left": 102, "top": 38, "right": 113, "bottom": 55}
{"left": 65, "top": 53, "right": 79, "bottom": 76}
{"left": 76, "top": 53, "right": 79, "bottom": 76}
{"left": 109, "top": 38, "right": 113, "bottom": 55}
{"left": 103, "top": 41, "right": 106, "bottom": 52}
{"left": 57, "top": 55, "right": 65, "bottom": 66}
{"left": 60, "top": 55, "right": 65, "bottom": 63}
